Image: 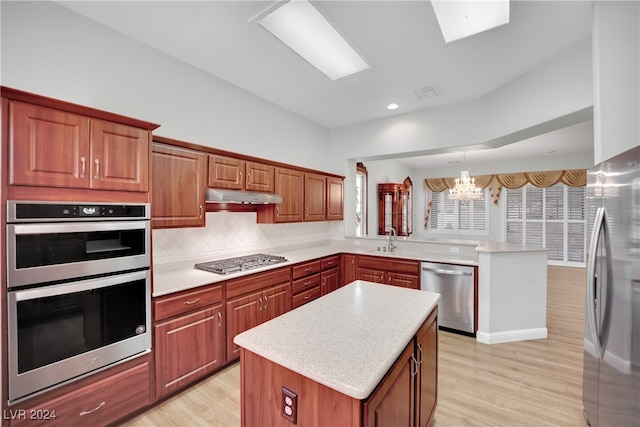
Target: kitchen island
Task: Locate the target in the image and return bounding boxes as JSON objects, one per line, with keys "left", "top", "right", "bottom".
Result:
{"left": 233, "top": 280, "right": 440, "bottom": 427}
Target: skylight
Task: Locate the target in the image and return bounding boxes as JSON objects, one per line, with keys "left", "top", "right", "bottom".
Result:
{"left": 256, "top": 0, "right": 369, "bottom": 81}
{"left": 431, "top": 0, "right": 510, "bottom": 43}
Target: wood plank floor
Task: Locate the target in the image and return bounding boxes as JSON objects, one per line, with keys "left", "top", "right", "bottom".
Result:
{"left": 121, "top": 266, "right": 586, "bottom": 426}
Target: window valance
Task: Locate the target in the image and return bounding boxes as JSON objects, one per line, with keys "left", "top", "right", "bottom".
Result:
{"left": 424, "top": 169, "right": 586, "bottom": 205}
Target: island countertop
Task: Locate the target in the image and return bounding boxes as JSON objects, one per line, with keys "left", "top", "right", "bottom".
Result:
{"left": 233, "top": 280, "right": 440, "bottom": 400}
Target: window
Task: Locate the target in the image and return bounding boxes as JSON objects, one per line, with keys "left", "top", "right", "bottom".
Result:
{"left": 427, "top": 188, "right": 488, "bottom": 233}
{"left": 355, "top": 163, "right": 368, "bottom": 236}
{"left": 505, "top": 183, "right": 586, "bottom": 266}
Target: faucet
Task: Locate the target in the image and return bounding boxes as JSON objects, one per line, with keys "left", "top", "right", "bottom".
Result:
{"left": 387, "top": 227, "right": 397, "bottom": 252}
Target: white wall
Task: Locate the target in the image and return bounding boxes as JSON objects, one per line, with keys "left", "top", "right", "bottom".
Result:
{"left": 0, "top": 1, "right": 331, "bottom": 173}
{"left": 592, "top": 0, "right": 640, "bottom": 163}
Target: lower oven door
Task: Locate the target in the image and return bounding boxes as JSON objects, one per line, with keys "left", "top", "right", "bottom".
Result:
{"left": 7, "top": 270, "right": 151, "bottom": 402}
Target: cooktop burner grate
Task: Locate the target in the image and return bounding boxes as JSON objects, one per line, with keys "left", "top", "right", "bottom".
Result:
{"left": 194, "top": 253, "right": 288, "bottom": 275}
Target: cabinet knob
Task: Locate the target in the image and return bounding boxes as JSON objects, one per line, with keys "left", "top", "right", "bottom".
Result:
{"left": 80, "top": 157, "right": 86, "bottom": 179}
{"left": 94, "top": 158, "right": 100, "bottom": 180}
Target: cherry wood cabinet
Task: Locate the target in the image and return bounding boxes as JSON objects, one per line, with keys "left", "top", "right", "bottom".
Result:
{"left": 357, "top": 255, "right": 420, "bottom": 289}
{"left": 225, "top": 268, "right": 292, "bottom": 361}
{"left": 8, "top": 100, "right": 151, "bottom": 193}
{"left": 257, "top": 167, "right": 304, "bottom": 223}
{"left": 364, "top": 308, "right": 438, "bottom": 427}
{"left": 321, "top": 266, "right": 340, "bottom": 295}
{"left": 378, "top": 182, "right": 412, "bottom": 237}
{"left": 153, "top": 284, "right": 225, "bottom": 399}
{"left": 208, "top": 154, "right": 274, "bottom": 193}
{"left": 9, "top": 359, "right": 150, "bottom": 427}
{"left": 292, "top": 260, "right": 322, "bottom": 308}
{"left": 342, "top": 254, "right": 357, "bottom": 286}
{"left": 151, "top": 141, "right": 206, "bottom": 228}
{"left": 326, "top": 176, "right": 344, "bottom": 220}
{"left": 304, "top": 173, "right": 326, "bottom": 221}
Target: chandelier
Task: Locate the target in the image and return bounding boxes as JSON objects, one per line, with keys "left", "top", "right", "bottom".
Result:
{"left": 449, "top": 170, "right": 482, "bottom": 201}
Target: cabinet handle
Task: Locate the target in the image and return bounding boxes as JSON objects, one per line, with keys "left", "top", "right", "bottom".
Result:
{"left": 304, "top": 295, "right": 311, "bottom": 300}
{"left": 417, "top": 343, "right": 424, "bottom": 365}
{"left": 217, "top": 311, "right": 222, "bottom": 327}
{"left": 184, "top": 298, "right": 201, "bottom": 305}
{"left": 258, "top": 297, "right": 263, "bottom": 310}
{"left": 79, "top": 401, "right": 106, "bottom": 416}
{"left": 80, "top": 157, "right": 86, "bottom": 178}
{"left": 303, "top": 280, "right": 311, "bottom": 286}
{"left": 306, "top": 207, "right": 309, "bottom": 216}
{"left": 276, "top": 207, "right": 280, "bottom": 217}
{"left": 410, "top": 356, "right": 418, "bottom": 378}
{"left": 304, "top": 267, "right": 312, "bottom": 272}
{"left": 94, "top": 158, "right": 100, "bottom": 180}
{"left": 264, "top": 295, "right": 268, "bottom": 310}
{"left": 380, "top": 274, "right": 384, "bottom": 281}
{"left": 351, "top": 259, "right": 355, "bottom": 265}
{"left": 326, "top": 261, "right": 334, "bottom": 266}
{"left": 199, "top": 205, "right": 203, "bottom": 218}
{"left": 247, "top": 172, "right": 252, "bottom": 184}
{"left": 239, "top": 171, "right": 243, "bottom": 183}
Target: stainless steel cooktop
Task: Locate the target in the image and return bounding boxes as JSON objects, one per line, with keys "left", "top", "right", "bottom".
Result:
{"left": 194, "top": 253, "right": 288, "bottom": 275}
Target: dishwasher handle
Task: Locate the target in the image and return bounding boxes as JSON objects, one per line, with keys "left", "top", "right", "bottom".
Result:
{"left": 422, "top": 266, "right": 472, "bottom": 276}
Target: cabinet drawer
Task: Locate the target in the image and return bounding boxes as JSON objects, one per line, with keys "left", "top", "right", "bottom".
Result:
{"left": 12, "top": 362, "right": 149, "bottom": 427}
{"left": 292, "top": 285, "right": 321, "bottom": 309}
{"left": 292, "top": 260, "right": 321, "bottom": 279}
{"left": 154, "top": 284, "right": 223, "bottom": 321}
{"left": 321, "top": 255, "right": 340, "bottom": 270}
{"left": 357, "top": 255, "right": 420, "bottom": 275}
{"left": 292, "top": 273, "right": 321, "bottom": 294}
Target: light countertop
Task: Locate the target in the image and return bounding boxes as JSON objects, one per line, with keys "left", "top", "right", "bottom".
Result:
{"left": 233, "top": 280, "right": 440, "bottom": 400}
{"left": 152, "top": 243, "right": 478, "bottom": 297}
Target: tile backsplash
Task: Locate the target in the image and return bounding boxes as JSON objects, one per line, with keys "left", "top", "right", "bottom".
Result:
{"left": 152, "top": 212, "right": 344, "bottom": 266}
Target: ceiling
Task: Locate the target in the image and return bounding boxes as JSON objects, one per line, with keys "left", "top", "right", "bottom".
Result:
{"left": 56, "top": 0, "right": 594, "bottom": 166}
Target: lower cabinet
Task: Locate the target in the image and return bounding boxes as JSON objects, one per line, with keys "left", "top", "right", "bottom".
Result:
{"left": 357, "top": 255, "right": 420, "bottom": 289}
{"left": 364, "top": 307, "right": 438, "bottom": 427}
{"left": 321, "top": 267, "right": 340, "bottom": 295}
{"left": 342, "top": 253, "right": 357, "bottom": 286}
{"left": 225, "top": 268, "right": 292, "bottom": 361}
{"left": 153, "top": 284, "right": 225, "bottom": 399}
{"left": 10, "top": 360, "right": 150, "bottom": 427}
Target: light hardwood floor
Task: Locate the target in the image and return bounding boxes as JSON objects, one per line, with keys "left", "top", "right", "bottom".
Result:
{"left": 121, "top": 266, "right": 586, "bottom": 427}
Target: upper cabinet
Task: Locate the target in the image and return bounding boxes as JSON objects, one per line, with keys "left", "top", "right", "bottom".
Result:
{"left": 2, "top": 87, "right": 159, "bottom": 202}
{"left": 152, "top": 141, "right": 206, "bottom": 228}
{"left": 326, "top": 176, "right": 344, "bottom": 221}
{"left": 304, "top": 172, "right": 326, "bottom": 221}
{"left": 378, "top": 178, "right": 412, "bottom": 237}
{"left": 208, "top": 155, "right": 274, "bottom": 193}
{"left": 257, "top": 167, "right": 304, "bottom": 223}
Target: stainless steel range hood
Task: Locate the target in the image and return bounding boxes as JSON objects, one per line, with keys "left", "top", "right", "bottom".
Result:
{"left": 205, "top": 188, "right": 282, "bottom": 204}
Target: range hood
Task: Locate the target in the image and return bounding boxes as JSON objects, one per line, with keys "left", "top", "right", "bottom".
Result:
{"left": 205, "top": 188, "right": 282, "bottom": 204}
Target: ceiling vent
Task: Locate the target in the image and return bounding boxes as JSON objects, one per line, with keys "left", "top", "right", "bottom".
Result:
{"left": 414, "top": 85, "right": 441, "bottom": 100}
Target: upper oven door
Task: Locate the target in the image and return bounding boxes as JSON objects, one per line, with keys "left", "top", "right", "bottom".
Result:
{"left": 7, "top": 220, "right": 150, "bottom": 288}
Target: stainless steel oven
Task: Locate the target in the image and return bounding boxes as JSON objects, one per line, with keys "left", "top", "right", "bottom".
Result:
{"left": 6, "top": 201, "right": 152, "bottom": 403}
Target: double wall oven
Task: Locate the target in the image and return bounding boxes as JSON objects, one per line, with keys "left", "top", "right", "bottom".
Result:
{"left": 6, "top": 201, "right": 152, "bottom": 403}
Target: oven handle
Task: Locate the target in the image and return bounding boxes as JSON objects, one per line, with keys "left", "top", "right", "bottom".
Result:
{"left": 9, "top": 220, "right": 148, "bottom": 235}
{"left": 11, "top": 270, "right": 150, "bottom": 302}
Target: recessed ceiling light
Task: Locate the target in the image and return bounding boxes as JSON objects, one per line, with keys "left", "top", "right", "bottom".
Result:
{"left": 387, "top": 103, "right": 400, "bottom": 110}
{"left": 255, "top": 0, "right": 369, "bottom": 81}
{"left": 431, "top": 0, "right": 510, "bottom": 43}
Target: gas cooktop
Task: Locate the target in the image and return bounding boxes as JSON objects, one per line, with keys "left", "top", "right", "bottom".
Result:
{"left": 194, "top": 253, "right": 288, "bottom": 275}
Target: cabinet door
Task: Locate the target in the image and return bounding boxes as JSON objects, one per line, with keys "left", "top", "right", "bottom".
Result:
{"left": 305, "top": 173, "right": 327, "bottom": 221}
{"left": 274, "top": 167, "right": 304, "bottom": 222}
{"left": 364, "top": 341, "right": 415, "bottom": 427}
{"left": 416, "top": 313, "right": 438, "bottom": 427}
{"left": 245, "top": 161, "right": 275, "bottom": 192}
{"left": 321, "top": 267, "right": 340, "bottom": 296}
{"left": 388, "top": 272, "right": 420, "bottom": 290}
{"left": 208, "top": 155, "right": 244, "bottom": 190}
{"left": 261, "top": 283, "right": 291, "bottom": 322}
{"left": 358, "top": 267, "right": 386, "bottom": 284}
{"left": 152, "top": 143, "right": 206, "bottom": 228}
{"left": 326, "top": 176, "right": 344, "bottom": 220}
{"left": 9, "top": 101, "right": 90, "bottom": 189}
{"left": 342, "top": 254, "right": 357, "bottom": 286}
{"left": 225, "top": 292, "right": 261, "bottom": 361}
{"left": 155, "top": 305, "right": 224, "bottom": 398}
{"left": 90, "top": 119, "right": 149, "bottom": 191}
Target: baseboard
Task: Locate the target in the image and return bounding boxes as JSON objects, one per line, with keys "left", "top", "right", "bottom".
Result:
{"left": 476, "top": 328, "right": 548, "bottom": 344}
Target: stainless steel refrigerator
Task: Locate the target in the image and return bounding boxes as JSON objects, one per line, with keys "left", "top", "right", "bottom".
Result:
{"left": 583, "top": 145, "right": 640, "bottom": 426}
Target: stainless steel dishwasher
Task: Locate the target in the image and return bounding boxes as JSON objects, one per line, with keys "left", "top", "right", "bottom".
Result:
{"left": 421, "top": 262, "right": 475, "bottom": 335}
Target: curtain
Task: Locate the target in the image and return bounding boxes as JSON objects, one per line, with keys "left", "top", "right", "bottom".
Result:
{"left": 424, "top": 169, "right": 586, "bottom": 207}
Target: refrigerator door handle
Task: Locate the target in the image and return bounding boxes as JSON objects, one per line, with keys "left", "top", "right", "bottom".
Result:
{"left": 587, "top": 206, "right": 606, "bottom": 359}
